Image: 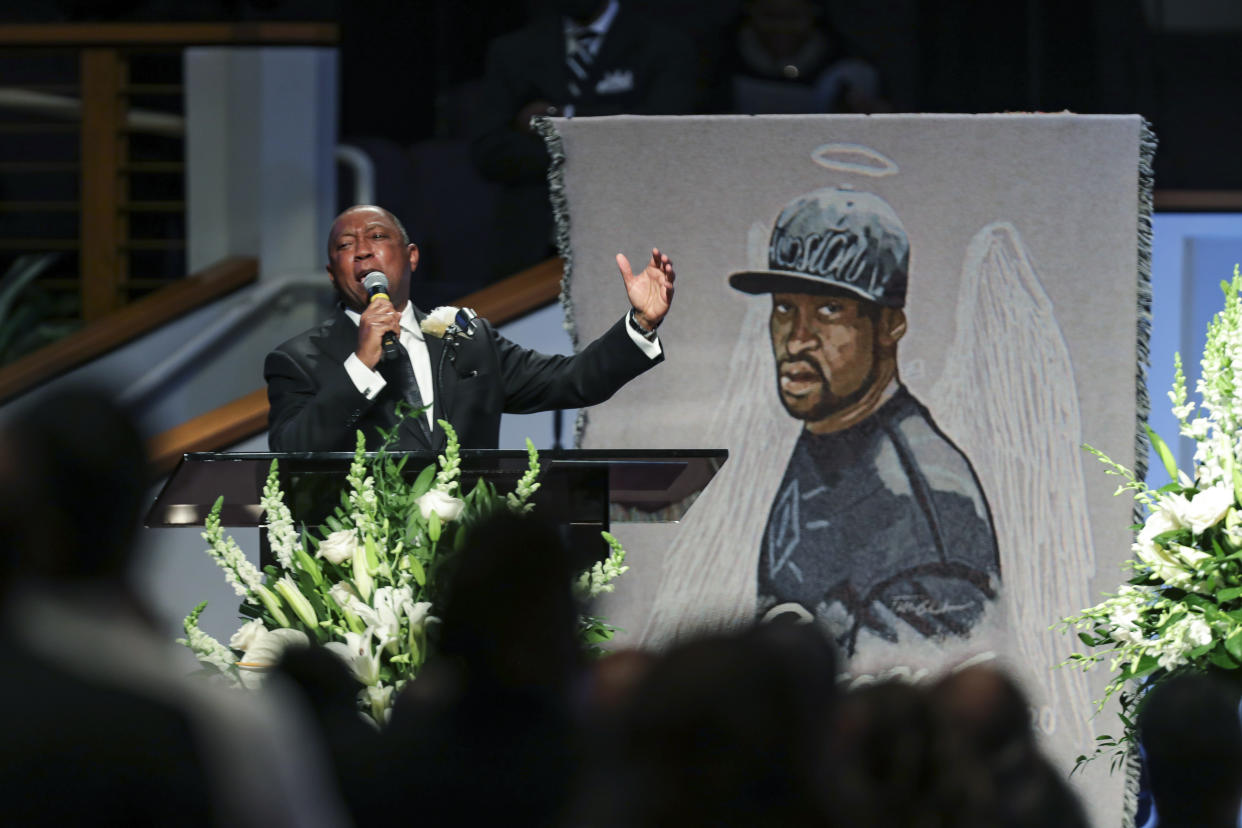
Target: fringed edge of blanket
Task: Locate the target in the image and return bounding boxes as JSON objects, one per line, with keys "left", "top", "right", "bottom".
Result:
{"left": 534, "top": 116, "right": 591, "bottom": 447}
{"left": 1120, "top": 117, "right": 1157, "bottom": 828}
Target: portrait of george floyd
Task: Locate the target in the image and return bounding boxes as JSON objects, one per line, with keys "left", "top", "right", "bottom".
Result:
{"left": 728, "top": 187, "right": 1000, "bottom": 657}
{"left": 552, "top": 113, "right": 1148, "bottom": 825}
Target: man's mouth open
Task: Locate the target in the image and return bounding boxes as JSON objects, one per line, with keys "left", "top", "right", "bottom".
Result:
{"left": 780, "top": 363, "right": 823, "bottom": 397}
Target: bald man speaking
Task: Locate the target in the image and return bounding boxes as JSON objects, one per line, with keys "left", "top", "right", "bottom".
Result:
{"left": 264, "top": 205, "right": 674, "bottom": 451}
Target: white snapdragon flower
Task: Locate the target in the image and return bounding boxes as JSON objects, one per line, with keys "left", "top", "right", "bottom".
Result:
{"left": 261, "top": 469, "right": 298, "bottom": 570}
{"left": 417, "top": 488, "right": 465, "bottom": 522}
{"left": 179, "top": 623, "right": 237, "bottom": 677}
{"left": 419, "top": 306, "right": 459, "bottom": 338}
{"left": 1181, "top": 417, "right": 1211, "bottom": 441}
{"left": 1184, "top": 485, "right": 1235, "bottom": 535}
{"left": 317, "top": 529, "right": 359, "bottom": 565}
{"left": 229, "top": 618, "right": 267, "bottom": 652}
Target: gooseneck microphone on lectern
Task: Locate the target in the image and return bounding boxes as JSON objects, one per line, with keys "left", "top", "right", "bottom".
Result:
{"left": 361, "top": 271, "right": 400, "bottom": 360}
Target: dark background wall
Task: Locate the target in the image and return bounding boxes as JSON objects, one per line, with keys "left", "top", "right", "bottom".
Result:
{"left": 2, "top": 0, "right": 1237, "bottom": 188}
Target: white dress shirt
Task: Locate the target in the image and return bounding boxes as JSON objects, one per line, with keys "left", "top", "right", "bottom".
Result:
{"left": 342, "top": 303, "right": 435, "bottom": 429}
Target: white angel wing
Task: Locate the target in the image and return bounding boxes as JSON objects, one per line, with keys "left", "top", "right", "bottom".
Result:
{"left": 930, "top": 221, "right": 1097, "bottom": 755}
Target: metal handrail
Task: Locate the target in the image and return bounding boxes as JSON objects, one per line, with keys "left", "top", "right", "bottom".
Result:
{"left": 0, "top": 87, "right": 185, "bottom": 136}
{"left": 118, "top": 275, "right": 328, "bottom": 407}
{"left": 0, "top": 90, "right": 375, "bottom": 206}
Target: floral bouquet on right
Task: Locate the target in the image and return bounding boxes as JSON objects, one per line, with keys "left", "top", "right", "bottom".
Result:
{"left": 1062, "top": 267, "right": 1242, "bottom": 769}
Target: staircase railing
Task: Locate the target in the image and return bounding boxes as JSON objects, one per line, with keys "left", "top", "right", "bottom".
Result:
{"left": 0, "top": 22, "right": 337, "bottom": 372}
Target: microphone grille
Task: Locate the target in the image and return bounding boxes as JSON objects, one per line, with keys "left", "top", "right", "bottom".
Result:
{"left": 361, "top": 271, "right": 389, "bottom": 294}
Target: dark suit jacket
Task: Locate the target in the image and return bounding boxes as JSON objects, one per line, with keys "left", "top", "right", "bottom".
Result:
{"left": 0, "top": 633, "right": 214, "bottom": 827}
{"left": 265, "top": 306, "right": 660, "bottom": 451}
{"left": 471, "top": 7, "right": 695, "bottom": 185}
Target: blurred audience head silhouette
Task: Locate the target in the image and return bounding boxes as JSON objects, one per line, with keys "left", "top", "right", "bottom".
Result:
{"left": 1141, "top": 671, "right": 1242, "bottom": 828}
{"left": 435, "top": 510, "right": 579, "bottom": 693}
{"left": 1, "top": 385, "right": 147, "bottom": 585}
{"left": 610, "top": 621, "right": 839, "bottom": 827}
{"left": 930, "top": 664, "right": 1088, "bottom": 828}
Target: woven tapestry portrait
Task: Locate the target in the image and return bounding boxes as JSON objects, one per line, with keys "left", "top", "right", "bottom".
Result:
{"left": 549, "top": 114, "right": 1150, "bottom": 826}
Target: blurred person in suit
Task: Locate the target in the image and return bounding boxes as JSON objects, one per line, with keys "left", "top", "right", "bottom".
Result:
{"left": 471, "top": 0, "right": 695, "bottom": 277}
{"left": 0, "top": 387, "right": 349, "bottom": 828}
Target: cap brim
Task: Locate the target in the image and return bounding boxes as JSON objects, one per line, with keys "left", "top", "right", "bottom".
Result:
{"left": 727, "top": 269, "right": 881, "bottom": 305}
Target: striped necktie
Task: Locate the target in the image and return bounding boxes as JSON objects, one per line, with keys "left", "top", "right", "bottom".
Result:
{"left": 566, "top": 28, "right": 600, "bottom": 98}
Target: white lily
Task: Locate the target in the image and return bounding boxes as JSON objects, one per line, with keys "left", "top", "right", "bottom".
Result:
{"left": 237, "top": 628, "right": 310, "bottom": 688}
{"left": 368, "top": 586, "right": 412, "bottom": 654}
{"left": 352, "top": 538, "right": 373, "bottom": 602}
{"left": 405, "top": 600, "right": 432, "bottom": 629}
{"left": 275, "top": 575, "right": 320, "bottom": 630}
{"left": 325, "top": 629, "right": 381, "bottom": 686}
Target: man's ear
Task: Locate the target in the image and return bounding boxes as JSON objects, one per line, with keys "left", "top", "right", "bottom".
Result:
{"left": 878, "top": 308, "right": 907, "bottom": 346}
{"left": 408, "top": 243, "right": 420, "bottom": 273}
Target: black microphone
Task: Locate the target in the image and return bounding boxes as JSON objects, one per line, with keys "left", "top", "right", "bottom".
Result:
{"left": 361, "top": 271, "right": 400, "bottom": 359}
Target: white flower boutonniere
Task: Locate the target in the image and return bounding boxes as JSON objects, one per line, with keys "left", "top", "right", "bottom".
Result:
{"left": 420, "top": 306, "right": 459, "bottom": 339}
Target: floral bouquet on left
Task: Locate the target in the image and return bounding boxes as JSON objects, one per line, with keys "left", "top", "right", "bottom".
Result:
{"left": 177, "top": 418, "right": 628, "bottom": 726}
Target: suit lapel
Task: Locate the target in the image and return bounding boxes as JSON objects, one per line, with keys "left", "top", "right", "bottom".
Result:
{"left": 315, "top": 306, "right": 361, "bottom": 364}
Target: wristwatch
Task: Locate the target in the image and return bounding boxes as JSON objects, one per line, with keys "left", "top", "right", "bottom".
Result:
{"left": 628, "top": 309, "right": 658, "bottom": 341}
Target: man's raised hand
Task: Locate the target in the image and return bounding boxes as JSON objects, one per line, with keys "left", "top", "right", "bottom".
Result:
{"left": 617, "top": 247, "right": 675, "bottom": 331}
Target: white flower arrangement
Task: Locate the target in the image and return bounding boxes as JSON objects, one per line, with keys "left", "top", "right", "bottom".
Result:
{"left": 179, "top": 417, "right": 630, "bottom": 725}
{"left": 1061, "top": 267, "right": 1242, "bottom": 768}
